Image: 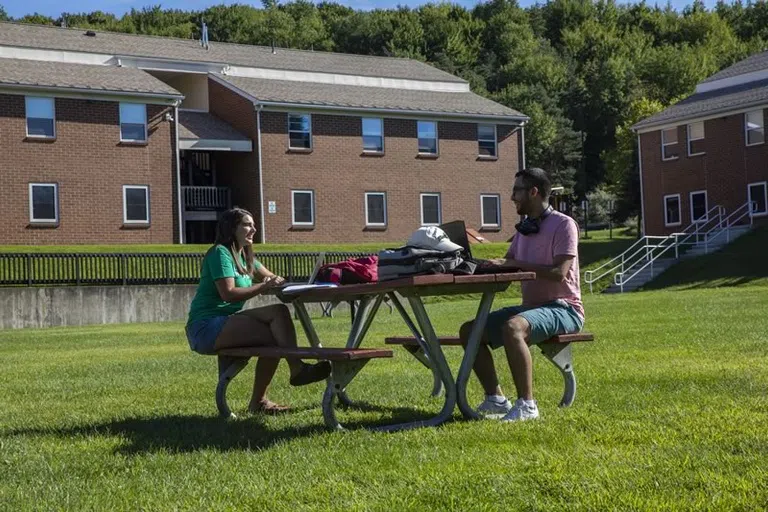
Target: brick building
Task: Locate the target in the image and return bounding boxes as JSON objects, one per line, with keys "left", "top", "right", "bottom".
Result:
{"left": 634, "top": 50, "right": 768, "bottom": 235}
{"left": 0, "top": 22, "right": 528, "bottom": 245}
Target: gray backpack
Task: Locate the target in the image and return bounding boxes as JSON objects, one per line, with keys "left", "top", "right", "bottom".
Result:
{"left": 377, "top": 246, "right": 464, "bottom": 281}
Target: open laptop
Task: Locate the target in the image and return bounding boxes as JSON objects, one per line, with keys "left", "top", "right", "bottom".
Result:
{"left": 274, "top": 252, "right": 326, "bottom": 288}
{"left": 439, "top": 220, "right": 509, "bottom": 274}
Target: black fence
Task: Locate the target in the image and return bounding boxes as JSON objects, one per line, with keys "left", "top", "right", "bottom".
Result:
{"left": 0, "top": 252, "right": 371, "bottom": 287}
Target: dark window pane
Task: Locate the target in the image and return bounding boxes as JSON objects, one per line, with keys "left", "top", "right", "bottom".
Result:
{"left": 294, "top": 193, "right": 313, "bottom": 223}
{"left": 422, "top": 195, "right": 439, "bottom": 224}
{"left": 121, "top": 123, "right": 146, "bottom": 141}
{"left": 691, "top": 194, "right": 707, "bottom": 221}
{"left": 27, "top": 118, "right": 54, "bottom": 137}
{"left": 748, "top": 128, "right": 765, "bottom": 145}
{"left": 289, "top": 133, "right": 311, "bottom": 149}
{"left": 32, "top": 186, "right": 55, "bottom": 220}
{"left": 689, "top": 139, "right": 705, "bottom": 155}
{"left": 363, "top": 135, "right": 383, "bottom": 152}
{"left": 478, "top": 124, "right": 495, "bottom": 140}
{"left": 418, "top": 137, "right": 437, "bottom": 154}
{"left": 749, "top": 184, "right": 767, "bottom": 213}
{"left": 367, "top": 194, "right": 385, "bottom": 224}
{"left": 663, "top": 144, "right": 679, "bottom": 159}
{"left": 666, "top": 198, "right": 680, "bottom": 224}
{"left": 479, "top": 140, "right": 496, "bottom": 156}
{"left": 289, "top": 115, "right": 310, "bottom": 132}
{"left": 126, "top": 188, "right": 148, "bottom": 221}
{"left": 482, "top": 196, "right": 500, "bottom": 225}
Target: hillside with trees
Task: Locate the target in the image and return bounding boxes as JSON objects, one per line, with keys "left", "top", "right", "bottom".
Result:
{"left": 2, "top": 0, "right": 767, "bottom": 225}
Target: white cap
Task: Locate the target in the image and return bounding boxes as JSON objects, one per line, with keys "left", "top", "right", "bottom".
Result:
{"left": 407, "top": 226, "right": 463, "bottom": 252}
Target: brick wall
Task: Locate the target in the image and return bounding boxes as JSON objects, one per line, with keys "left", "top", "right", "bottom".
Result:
{"left": 0, "top": 93, "right": 176, "bottom": 244}
{"left": 640, "top": 107, "right": 768, "bottom": 235}
{"left": 258, "top": 111, "right": 522, "bottom": 243}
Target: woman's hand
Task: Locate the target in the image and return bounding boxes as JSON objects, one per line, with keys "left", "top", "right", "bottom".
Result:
{"left": 272, "top": 275, "right": 286, "bottom": 285}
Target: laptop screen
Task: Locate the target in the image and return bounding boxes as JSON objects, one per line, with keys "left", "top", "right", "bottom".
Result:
{"left": 439, "top": 220, "right": 473, "bottom": 259}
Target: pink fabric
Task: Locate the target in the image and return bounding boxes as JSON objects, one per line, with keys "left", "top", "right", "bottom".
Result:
{"left": 506, "top": 210, "right": 584, "bottom": 318}
{"left": 319, "top": 256, "right": 378, "bottom": 284}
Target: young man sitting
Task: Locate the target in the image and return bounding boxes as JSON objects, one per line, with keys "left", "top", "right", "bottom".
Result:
{"left": 459, "top": 167, "right": 585, "bottom": 422}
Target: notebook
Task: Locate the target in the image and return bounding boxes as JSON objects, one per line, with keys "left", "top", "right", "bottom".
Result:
{"left": 275, "top": 252, "right": 336, "bottom": 292}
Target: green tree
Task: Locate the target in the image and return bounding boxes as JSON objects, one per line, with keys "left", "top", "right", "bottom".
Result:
{"left": 0, "top": 5, "right": 10, "bottom": 21}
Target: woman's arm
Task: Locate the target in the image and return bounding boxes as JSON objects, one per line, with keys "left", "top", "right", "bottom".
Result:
{"left": 255, "top": 264, "right": 285, "bottom": 284}
{"left": 214, "top": 276, "right": 278, "bottom": 302}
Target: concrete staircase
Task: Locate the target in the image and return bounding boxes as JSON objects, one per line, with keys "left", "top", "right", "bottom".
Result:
{"left": 602, "top": 224, "right": 752, "bottom": 293}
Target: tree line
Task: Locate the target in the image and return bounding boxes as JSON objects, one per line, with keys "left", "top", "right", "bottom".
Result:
{"left": 2, "top": 0, "right": 767, "bottom": 223}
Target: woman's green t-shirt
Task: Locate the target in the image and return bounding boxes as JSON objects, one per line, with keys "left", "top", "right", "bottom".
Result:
{"left": 187, "top": 245, "right": 263, "bottom": 325}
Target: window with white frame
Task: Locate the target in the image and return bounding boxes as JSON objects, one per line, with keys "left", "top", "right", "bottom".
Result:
{"left": 25, "top": 97, "right": 55, "bottom": 138}
{"left": 661, "top": 127, "right": 679, "bottom": 160}
{"left": 478, "top": 124, "right": 497, "bottom": 157}
{"left": 690, "top": 190, "right": 708, "bottom": 223}
{"left": 123, "top": 185, "right": 149, "bottom": 224}
{"left": 748, "top": 182, "right": 767, "bottom": 216}
{"left": 119, "top": 103, "right": 147, "bottom": 142}
{"left": 481, "top": 194, "right": 501, "bottom": 227}
{"left": 362, "top": 118, "right": 384, "bottom": 153}
{"left": 292, "top": 190, "right": 314, "bottom": 225}
{"left": 365, "top": 192, "right": 387, "bottom": 226}
{"left": 745, "top": 110, "right": 765, "bottom": 146}
{"left": 420, "top": 193, "right": 441, "bottom": 225}
{"left": 687, "top": 122, "right": 705, "bottom": 156}
{"left": 288, "top": 113, "right": 312, "bottom": 150}
{"left": 417, "top": 121, "right": 438, "bottom": 155}
{"left": 664, "top": 194, "right": 681, "bottom": 226}
{"left": 29, "top": 183, "right": 58, "bottom": 223}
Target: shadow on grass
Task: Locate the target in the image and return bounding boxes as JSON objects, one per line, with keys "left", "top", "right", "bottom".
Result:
{"left": 6, "top": 403, "right": 437, "bottom": 454}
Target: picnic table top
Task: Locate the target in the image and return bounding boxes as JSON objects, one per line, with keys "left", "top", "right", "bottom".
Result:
{"left": 277, "top": 272, "right": 536, "bottom": 302}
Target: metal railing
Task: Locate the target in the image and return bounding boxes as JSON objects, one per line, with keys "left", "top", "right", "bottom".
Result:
{"left": 584, "top": 204, "right": 724, "bottom": 293}
{"left": 182, "top": 186, "right": 231, "bottom": 210}
{"left": 0, "top": 251, "right": 370, "bottom": 287}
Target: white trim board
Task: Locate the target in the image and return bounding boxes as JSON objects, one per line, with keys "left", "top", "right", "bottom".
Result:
{"left": 179, "top": 139, "right": 252, "bottom": 152}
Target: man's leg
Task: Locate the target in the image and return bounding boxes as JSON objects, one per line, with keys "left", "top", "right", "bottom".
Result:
{"left": 501, "top": 315, "right": 533, "bottom": 401}
{"left": 459, "top": 321, "right": 501, "bottom": 396}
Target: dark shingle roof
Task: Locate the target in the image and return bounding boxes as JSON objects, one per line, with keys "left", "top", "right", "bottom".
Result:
{"left": 701, "top": 49, "right": 768, "bottom": 84}
{"left": 178, "top": 111, "right": 249, "bottom": 140}
{"left": 215, "top": 75, "right": 526, "bottom": 119}
{"left": 0, "top": 57, "right": 182, "bottom": 97}
{"left": 0, "top": 22, "right": 465, "bottom": 84}
{"left": 633, "top": 79, "right": 768, "bottom": 130}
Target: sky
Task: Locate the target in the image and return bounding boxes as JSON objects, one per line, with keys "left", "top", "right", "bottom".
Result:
{"left": 2, "top": 0, "right": 724, "bottom": 21}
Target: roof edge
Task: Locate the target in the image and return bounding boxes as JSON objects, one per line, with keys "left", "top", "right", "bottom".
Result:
{"left": 632, "top": 100, "right": 768, "bottom": 133}
{"left": 0, "top": 82, "right": 184, "bottom": 104}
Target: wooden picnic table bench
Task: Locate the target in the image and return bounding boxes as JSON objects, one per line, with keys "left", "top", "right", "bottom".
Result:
{"left": 385, "top": 332, "right": 595, "bottom": 407}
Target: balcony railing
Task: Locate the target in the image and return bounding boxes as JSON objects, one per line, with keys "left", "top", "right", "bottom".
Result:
{"left": 182, "top": 186, "right": 230, "bottom": 211}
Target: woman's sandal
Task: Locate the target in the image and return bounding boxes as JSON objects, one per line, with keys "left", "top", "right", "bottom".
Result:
{"left": 289, "top": 361, "right": 332, "bottom": 387}
{"left": 248, "top": 400, "right": 292, "bottom": 415}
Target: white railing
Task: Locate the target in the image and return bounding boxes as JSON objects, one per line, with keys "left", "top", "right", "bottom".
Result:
{"left": 584, "top": 204, "right": 724, "bottom": 293}
{"left": 182, "top": 186, "right": 231, "bottom": 211}
{"left": 699, "top": 200, "right": 756, "bottom": 250}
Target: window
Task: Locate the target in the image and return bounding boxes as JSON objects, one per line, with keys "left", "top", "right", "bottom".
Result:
{"left": 29, "top": 183, "right": 58, "bottom": 223}
{"left": 119, "top": 103, "right": 147, "bottom": 142}
{"left": 365, "top": 192, "right": 387, "bottom": 226}
{"left": 420, "top": 193, "right": 441, "bottom": 226}
{"left": 661, "top": 127, "right": 679, "bottom": 160}
{"left": 748, "top": 182, "right": 767, "bottom": 217}
{"left": 417, "top": 121, "right": 438, "bottom": 155}
{"left": 362, "top": 118, "right": 384, "bottom": 153}
{"left": 478, "top": 124, "right": 497, "bottom": 157}
{"left": 664, "top": 194, "right": 681, "bottom": 227}
{"left": 690, "top": 190, "right": 708, "bottom": 223}
{"left": 25, "top": 97, "right": 55, "bottom": 138}
{"left": 745, "top": 110, "right": 765, "bottom": 146}
{"left": 123, "top": 185, "right": 149, "bottom": 224}
{"left": 288, "top": 113, "right": 312, "bottom": 150}
{"left": 292, "top": 190, "right": 314, "bottom": 225}
{"left": 687, "top": 122, "right": 705, "bottom": 156}
{"left": 481, "top": 194, "right": 501, "bottom": 227}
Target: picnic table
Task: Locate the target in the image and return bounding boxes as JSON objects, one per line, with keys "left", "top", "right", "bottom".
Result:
{"left": 276, "top": 272, "right": 536, "bottom": 432}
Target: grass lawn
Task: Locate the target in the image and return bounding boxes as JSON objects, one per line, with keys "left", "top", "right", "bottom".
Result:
{"left": 1, "top": 285, "right": 767, "bottom": 510}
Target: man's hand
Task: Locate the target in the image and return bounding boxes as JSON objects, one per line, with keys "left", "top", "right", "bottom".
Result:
{"left": 489, "top": 258, "right": 507, "bottom": 267}
{"left": 489, "top": 258, "right": 521, "bottom": 269}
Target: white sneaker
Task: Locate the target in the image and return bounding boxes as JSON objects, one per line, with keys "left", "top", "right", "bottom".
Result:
{"left": 476, "top": 396, "right": 513, "bottom": 418}
{"left": 501, "top": 398, "right": 539, "bottom": 422}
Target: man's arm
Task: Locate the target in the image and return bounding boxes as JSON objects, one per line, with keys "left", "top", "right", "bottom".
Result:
{"left": 490, "top": 255, "right": 575, "bottom": 282}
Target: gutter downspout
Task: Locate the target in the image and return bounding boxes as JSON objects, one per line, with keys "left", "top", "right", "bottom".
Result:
{"left": 256, "top": 103, "right": 266, "bottom": 244}
{"left": 173, "top": 102, "right": 184, "bottom": 244}
{"left": 520, "top": 123, "right": 527, "bottom": 169}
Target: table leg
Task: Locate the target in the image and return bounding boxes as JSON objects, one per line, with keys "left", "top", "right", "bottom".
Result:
{"left": 388, "top": 292, "right": 443, "bottom": 398}
{"left": 373, "top": 296, "right": 456, "bottom": 432}
{"left": 338, "top": 295, "right": 383, "bottom": 407}
{"left": 456, "top": 291, "right": 496, "bottom": 420}
{"left": 293, "top": 301, "right": 322, "bottom": 348}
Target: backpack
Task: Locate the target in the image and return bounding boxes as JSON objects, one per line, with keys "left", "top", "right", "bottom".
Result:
{"left": 377, "top": 246, "right": 464, "bottom": 281}
{"left": 317, "top": 256, "right": 378, "bottom": 284}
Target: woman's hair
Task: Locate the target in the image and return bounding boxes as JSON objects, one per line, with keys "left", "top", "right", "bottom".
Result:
{"left": 214, "top": 207, "right": 256, "bottom": 277}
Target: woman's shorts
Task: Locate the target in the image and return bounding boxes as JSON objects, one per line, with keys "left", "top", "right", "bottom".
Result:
{"left": 185, "top": 316, "right": 229, "bottom": 355}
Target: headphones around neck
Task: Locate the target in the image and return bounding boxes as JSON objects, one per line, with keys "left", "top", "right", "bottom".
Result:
{"left": 515, "top": 205, "right": 554, "bottom": 236}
